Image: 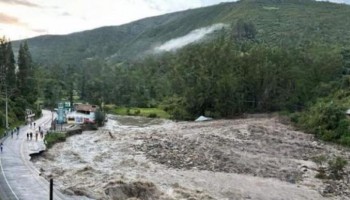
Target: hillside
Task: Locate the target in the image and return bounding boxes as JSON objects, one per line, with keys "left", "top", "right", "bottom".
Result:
{"left": 12, "top": 0, "right": 350, "bottom": 66}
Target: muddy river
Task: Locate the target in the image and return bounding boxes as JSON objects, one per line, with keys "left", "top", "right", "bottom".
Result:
{"left": 33, "top": 115, "right": 350, "bottom": 200}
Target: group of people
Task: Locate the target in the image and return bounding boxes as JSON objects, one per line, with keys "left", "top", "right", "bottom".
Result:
{"left": 1, "top": 121, "right": 46, "bottom": 153}
{"left": 29, "top": 122, "right": 36, "bottom": 128}
{"left": 7, "top": 127, "right": 20, "bottom": 139}
{"left": 26, "top": 126, "right": 44, "bottom": 141}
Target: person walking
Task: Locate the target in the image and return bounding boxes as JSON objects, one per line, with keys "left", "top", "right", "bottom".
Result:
{"left": 11, "top": 130, "right": 13, "bottom": 138}
{"left": 35, "top": 132, "right": 38, "bottom": 141}
{"left": 30, "top": 132, "right": 33, "bottom": 140}
{"left": 27, "top": 133, "right": 29, "bottom": 140}
{"left": 0, "top": 143, "right": 3, "bottom": 153}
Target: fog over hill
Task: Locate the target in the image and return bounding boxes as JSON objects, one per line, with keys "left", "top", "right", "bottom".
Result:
{"left": 154, "top": 23, "right": 228, "bottom": 52}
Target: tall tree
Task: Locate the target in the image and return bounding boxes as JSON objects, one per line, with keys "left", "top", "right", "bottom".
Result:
{"left": 0, "top": 38, "right": 16, "bottom": 97}
{"left": 4, "top": 42, "right": 16, "bottom": 93}
{"left": 17, "top": 42, "right": 37, "bottom": 105}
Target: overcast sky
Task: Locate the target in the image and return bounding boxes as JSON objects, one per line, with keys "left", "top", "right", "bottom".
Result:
{"left": 0, "top": 0, "right": 349, "bottom": 40}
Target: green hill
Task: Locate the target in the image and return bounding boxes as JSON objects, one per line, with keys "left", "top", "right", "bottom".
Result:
{"left": 9, "top": 0, "right": 350, "bottom": 147}
{"left": 12, "top": 0, "right": 350, "bottom": 66}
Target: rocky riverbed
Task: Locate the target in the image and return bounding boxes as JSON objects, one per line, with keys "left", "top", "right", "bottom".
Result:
{"left": 32, "top": 115, "right": 350, "bottom": 200}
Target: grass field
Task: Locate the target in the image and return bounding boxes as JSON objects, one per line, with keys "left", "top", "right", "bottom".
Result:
{"left": 106, "top": 106, "right": 170, "bottom": 119}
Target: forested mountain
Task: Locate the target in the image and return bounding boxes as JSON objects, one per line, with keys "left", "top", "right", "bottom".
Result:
{"left": 6, "top": 0, "right": 350, "bottom": 146}
{"left": 12, "top": 0, "right": 350, "bottom": 66}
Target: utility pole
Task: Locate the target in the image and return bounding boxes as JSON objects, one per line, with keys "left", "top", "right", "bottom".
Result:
{"left": 49, "top": 179, "right": 53, "bottom": 200}
{"left": 5, "top": 88, "right": 8, "bottom": 129}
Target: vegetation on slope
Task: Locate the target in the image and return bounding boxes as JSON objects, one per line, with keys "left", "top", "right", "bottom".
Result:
{"left": 12, "top": 0, "right": 350, "bottom": 66}
{"left": 0, "top": 38, "right": 39, "bottom": 134}
{"left": 9, "top": 0, "right": 350, "bottom": 147}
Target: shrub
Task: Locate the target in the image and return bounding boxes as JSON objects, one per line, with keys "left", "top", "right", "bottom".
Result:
{"left": 328, "top": 157, "right": 348, "bottom": 180}
{"left": 161, "top": 96, "right": 191, "bottom": 120}
{"left": 298, "top": 100, "right": 350, "bottom": 144}
{"left": 148, "top": 113, "right": 157, "bottom": 118}
{"left": 289, "top": 112, "right": 300, "bottom": 124}
{"left": 44, "top": 132, "right": 66, "bottom": 149}
{"left": 134, "top": 109, "right": 141, "bottom": 115}
{"left": 312, "top": 155, "right": 327, "bottom": 167}
{"left": 315, "top": 170, "right": 328, "bottom": 179}
{"left": 312, "top": 155, "right": 328, "bottom": 179}
{"left": 340, "top": 135, "right": 350, "bottom": 146}
{"left": 95, "top": 110, "right": 106, "bottom": 127}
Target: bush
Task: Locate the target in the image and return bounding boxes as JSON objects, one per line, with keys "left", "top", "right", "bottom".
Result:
{"left": 313, "top": 155, "right": 348, "bottom": 180}
{"left": 95, "top": 110, "right": 106, "bottom": 127}
{"left": 312, "top": 155, "right": 328, "bottom": 179}
{"left": 148, "top": 113, "right": 157, "bottom": 118}
{"left": 340, "top": 135, "right": 350, "bottom": 146}
{"left": 134, "top": 109, "right": 141, "bottom": 115}
{"left": 161, "top": 96, "right": 191, "bottom": 120}
{"left": 328, "top": 157, "right": 348, "bottom": 180}
{"left": 44, "top": 132, "right": 66, "bottom": 149}
{"left": 315, "top": 170, "right": 328, "bottom": 179}
{"left": 298, "top": 100, "right": 350, "bottom": 144}
{"left": 289, "top": 112, "right": 300, "bottom": 124}
{"left": 312, "top": 155, "right": 327, "bottom": 167}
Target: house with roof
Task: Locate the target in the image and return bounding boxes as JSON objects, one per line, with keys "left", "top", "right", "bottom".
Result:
{"left": 66, "top": 103, "right": 98, "bottom": 124}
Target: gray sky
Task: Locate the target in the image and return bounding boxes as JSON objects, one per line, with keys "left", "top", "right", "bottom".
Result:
{"left": 0, "top": 0, "right": 349, "bottom": 40}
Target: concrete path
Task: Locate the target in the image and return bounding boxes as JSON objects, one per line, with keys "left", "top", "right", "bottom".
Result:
{"left": 0, "top": 110, "right": 76, "bottom": 200}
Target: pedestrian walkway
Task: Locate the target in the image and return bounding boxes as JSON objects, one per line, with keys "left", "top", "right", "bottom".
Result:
{"left": 0, "top": 110, "right": 75, "bottom": 200}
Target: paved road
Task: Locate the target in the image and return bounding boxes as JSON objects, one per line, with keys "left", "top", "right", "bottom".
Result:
{"left": 0, "top": 110, "right": 75, "bottom": 200}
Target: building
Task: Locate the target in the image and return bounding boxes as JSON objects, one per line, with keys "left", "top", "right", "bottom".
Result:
{"left": 66, "top": 104, "right": 98, "bottom": 124}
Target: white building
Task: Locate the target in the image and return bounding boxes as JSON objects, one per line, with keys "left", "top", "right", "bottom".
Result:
{"left": 66, "top": 104, "right": 98, "bottom": 124}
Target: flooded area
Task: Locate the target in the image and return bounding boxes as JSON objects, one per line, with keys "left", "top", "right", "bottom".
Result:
{"left": 32, "top": 115, "right": 350, "bottom": 200}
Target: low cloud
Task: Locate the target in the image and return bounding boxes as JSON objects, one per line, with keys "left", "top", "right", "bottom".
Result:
{"left": 0, "top": 0, "right": 40, "bottom": 7}
{"left": 155, "top": 23, "right": 227, "bottom": 52}
{"left": 0, "top": 13, "right": 26, "bottom": 26}
{"left": 32, "top": 28, "right": 47, "bottom": 33}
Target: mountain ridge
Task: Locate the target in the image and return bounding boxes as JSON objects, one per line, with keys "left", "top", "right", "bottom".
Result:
{"left": 12, "top": 0, "right": 350, "bottom": 66}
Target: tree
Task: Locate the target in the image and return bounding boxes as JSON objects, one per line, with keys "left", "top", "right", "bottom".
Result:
{"left": 17, "top": 42, "right": 37, "bottom": 105}
{"left": 232, "top": 19, "right": 257, "bottom": 41}
{"left": 0, "top": 37, "right": 16, "bottom": 90}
